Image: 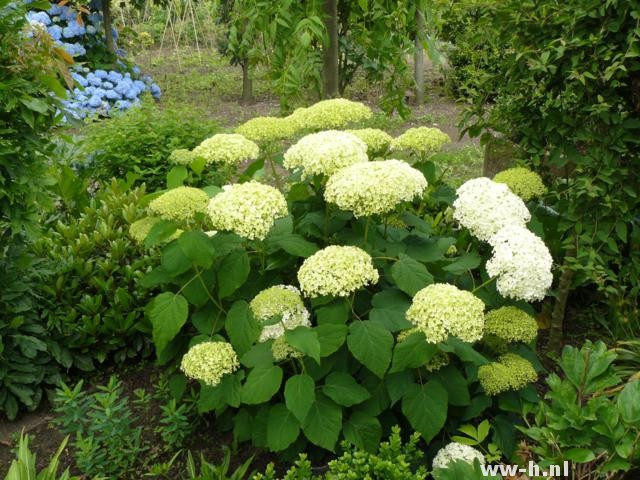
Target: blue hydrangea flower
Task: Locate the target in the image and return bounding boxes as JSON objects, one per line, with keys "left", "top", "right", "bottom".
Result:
{"left": 105, "top": 90, "right": 120, "bottom": 100}
{"left": 107, "top": 71, "right": 123, "bottom": 83}
{"left": 62, "top": 19, "right": 85, "bottom": 38}
{"left": 95, "top": 69, "right": 108, "bottom": 79}
{"left": 88, "top": 95, "right": 102, "bottom": 108}
{"left": 48, "top": 3, "right": 63, "bottom": 16}
{"left": 47, "top": 24, "right": 62, "bottom": 41}
{"left": 27, "top": 11, "right": 51, "bottom": 26}
{"left": 150, "top": 84, "right": 161, "bottom": 99}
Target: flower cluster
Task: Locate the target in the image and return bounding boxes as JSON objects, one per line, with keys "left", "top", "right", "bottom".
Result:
{"left": 494, "top": 167, "right": 546, "bottom": 201}
{"left": 272, "top": 337, "right": 304, "bottom": 362}
{"left": 250, "top": 285, "right": 311, "bottom": 342}
{"left": 283, "top": 131, "right": 368, "bottom": 177}
{"left": 478, "top": 353, "right": 537, "bottom": 396}
{"left": 128, "top": 217, "right": 159, "bottom": 244}
{"left": 484, "top": 306, "right": 538, "bottom": 343}
{"left": 235, "top": 116, "right": 298, "bottom": 144}
{"left": 180, "top": 341, "right": 240, "bottom": 386}
{"left": 297, "top": 246, "right": 379, "bottom": 298}
{"left": 193, "top": 134, "right": 260, "bottom": 166}
{"left": 207, "top": 181, "right": 288, "bottom": 240}
{"left": 392, "top": 127, "right": 451, "bottom": 156}
{"left": 324, "top": 160, "right": 427, "bottom": 217}
{"left": 169, "top": 148, "right": 197, "bottom": 166}
{"left": 453, "top": 177, "right": 531, "bottom": 241}
{"left": 148, "top": 187, "right": 209, "bottom": 223}
{"left": 345, "top": 128, "right": 393, "bottom": 157}
{"left": 64, "top": 69, "right": 160, "bottom": 119}
{"left": 432, "top": 442, "right": 485, "bottom": 470}
{"left": 406, "top": 283, "right": 485, "bottom": 343}
{"left": 287, "top": 99, "right": 372, "bottom": 130}
{"left": 486, "top": 225, "right": 553, "bottom": 302}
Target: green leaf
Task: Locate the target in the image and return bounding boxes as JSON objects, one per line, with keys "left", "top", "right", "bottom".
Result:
{"left": 564, "top": 448, "right": 596, "bottom": 463}
{"left": 167, "top": 166, "right": 188, "bottom": 189}
{"left": 225, "top": 301, "right": 260, "bottom": 356}
{"left": 161, "top": 242, "right": 192, "bottom": 276}
{"left": 477, "top": 419, "right": 490, "bottom": 442}
{"left": 391, "top": 254, "right": 433, "bottom": 296}
{"left": 369, "top": 289, "right": 412, "bottom": 331}
{"left": 401, "top": 381, "right": 448, "bottom": 442}
{"left": 285, "top": 326, "right": 321, "bottom": 364}
{"left": 316, "top": 300, "right": 349, "bottom": 325}
{"left": 385, "top": 370, "right": 415, "bottom": 406}
{"left": 302, "top": 393, "right": 342, "bottom": 451}
{"left": 241, "top": 364, "right": 283, "bottom": 404}
{"left": 443, "top": 252, "right": 481, "bottom": 275}
{"left": 148, "top": 292, "right": 189, "bottom": 355}
{"left": 144, "top": 220, "right": 178, "bottom": 247}
{"left": 390, "top": 331, "right": 437, "bottom": 373}
{"left": 343, "top": 411, "right": 381, "bottom": 452}
{"left": 285, "top": 374, "right": 316, "bottom": 423}
{"left": 178, "top": 231, "right": 216, "bottom": 268}
{"left": 617, "top": 380, "right": 640, "bottom": 424}
{"left": 267, "top": 404, "right": 300, "bottom": 451}
{"left": 266, "top": 234, "right": 319, "bottom": 257}
{"left": 441, "top": 337, "right": 490, "bottom": 365}
{"left": 316, "top": 324, "right": 348, "bottom": 357}
{"left": 218, "top": 250, "right": 250, "bottom": 298}
{"left": 434, "top": 366, "right": 470, "bottom": 406}
{"left": 347, "top": 321, "right": 393, "bottom": 378}
{"left": 240, "top": 342, "right": 274, "bottom": 368}
{"left": 322, "top": 372, "right": 371, "bottom": 407}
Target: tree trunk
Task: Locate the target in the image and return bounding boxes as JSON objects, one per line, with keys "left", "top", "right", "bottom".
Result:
{"left": 102, "top": 0, "right": 115, "bottom": 54}
{"left": 240, "top": 59, "right": 254, "bottom": 105}
{"left": 548, "top": 244, "right": 576, "bottom": 353}
{"left": 322, "top": 0, "right": 340, "bottom": 98}
{"left": 414, "top": 6, "right": 425, "bottom": 105}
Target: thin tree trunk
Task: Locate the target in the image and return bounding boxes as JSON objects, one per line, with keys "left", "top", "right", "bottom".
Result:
{"left": 102, "top": 0, "right": 115, "bottom": 54}
{"left": 322, "top": 0, "right": 339, "bottom": 98}
{"left": 414, "top": 6, "right": 425, "bottom": 105}
{"left": 548, "top": 244, "right": 576, "bottom": 353}
{"left": 240, "top": 59, "right": 254, "bottom": 105}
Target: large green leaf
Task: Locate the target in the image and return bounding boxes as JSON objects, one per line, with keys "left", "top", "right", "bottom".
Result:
{"left": 316, "top": 300, "right": 349, "bottom": 325}
{"left": 161, "top": 242, "right": 192, "bottom": 276}
{"left": 266, "top": 234, "right": 319, "bottom": 257}
{"left": 217, "top": 250, "right": 250, "bottom": 298}
{"left": 401, "top": 381, "right": 448, "bottom": 442}
{"left": 391, "top": 254, "right": 433, "bottom": 296}
{"left": 347, "top": 321, "right": 393, "bottom": 378}
{"left": 322, "top": 372, "right": 371, "bottom": 407}
{"left": 316, "top": 324, "right": 348, "bottom": 357}
{"left": 617, "top": 380, "right": 640, "bottom": 424}
{"left": 443, "top": 252, "right": 481, "bottom": 275}
{"left": 389, "top": 331, "right": 437, "bottom": 373}
{"left": 148, "top": 292, "right": 189, "bottom": 355}
{"left": 178, "top": 231, "right": 216, "bottom": 268}
{"left": 285, "top": 326, "right": 321, "bottom": 364}
{"left": 241, "top": 364, "right": 283, "bottom": 404}
{"left": 225, "top": 301, "right": 260, "bottom": 356}
{"left": 368, "top": 289, "right": 412, "bottom": 332}
{"left": 343, "top": 411, "right": 382, "bottom": 452}
{"left": 267, "top": 404, "right": 300, "bottom": 451}
{"left": 302, "top": 393, "right": 342, "bottom": 451}
{"left": 285, "top": 374, "right": 316, "bottom": 423}
{"left": 434, "top": 366, "right": 470, "bottom": 406}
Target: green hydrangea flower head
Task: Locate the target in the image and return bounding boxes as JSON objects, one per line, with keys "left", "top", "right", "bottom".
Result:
{"left": 406, "top": 283, "right": 485, "bottom": 343}
{"left": 324, "top": 159, "right": 427, "bottom": 217}
{"left": 129, "top": 216, "right": 159, "bottom": 243}
{"left": 484, "top": 306, "right": 538, "bottom": 343}
{"left": 478, "top": 353, "right": 537, "bottom": 396}
{"left": 290, "top": 99, "right": 372, "bottom": 130}
{"left": 345, "top": 128, "right": 393, "bottom": 157}
{"left": 148, "top": 186, "right": 209, "bottom": 222}
{"left": 235, "top": 116, "right": 299, "bottom": 144}
{"left": 283, "top": 131, "right": 368, "bottom": 177}
{"left": 493, "top": 167, "right": 546, "bottom": 202}
{"left": 272, "top": 336, "right": 304, "bottom": 362}
{"left": 180, "top": 341, "right": 240, "bottom": 386}
{"left": 297, "top": 245, "right": 379, "bottom": 298}
{"left": 169, "top": 148, "right": 196, "bottom": 166}
{"left": 250, "top": 285, "right": 311, "bottom": 342}
{"left": 207, "top": 181, "right": 288, "bottom": 240}
{"left": 392, "top": 127, "right": 451, "bottom": 156}
{"left": 425, "top": 351, "right": 450, "bottom": 372}
{"left": 192, "top": 133, "right": 260, "bottom": 166}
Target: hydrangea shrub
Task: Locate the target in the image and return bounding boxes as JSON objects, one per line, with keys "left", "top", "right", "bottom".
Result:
{"left": 136, "top": 99, "right": 550, "bottom": 456}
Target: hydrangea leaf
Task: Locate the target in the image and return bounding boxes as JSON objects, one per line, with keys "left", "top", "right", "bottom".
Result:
{"left": 149, "top": 292, "right": 189, "bottom": 356}
{"left": 240, "top": 364, "right": 283, "bottom": 404}
{"left": 390, "top": 331, "right": 437, "bottom": 373}
{"left": 217, "top": 250, "right": 250, "bottom": 299}
{"left": 322, "top": 372, "right": 371, "bottom": 407}
{"left": 285, "top": 326, "right": 321, "bottom": 364}
{"left": 225, "top": 301, "right": 260, "bottom": 356}
{"left": 316, "top": 324, "right": 348, "bottom": 357}
{"left": 302, "top": 393, "right": 342, "bottom": 451}
{"left": 401, "top": 380, "right": 448, "bottom": 442}
{"left": 391, "top": 254, "right": 433, "bottom": 296}
{"left": 284, "top": 374, "right": 316, "bottom": 423}
{"left": 347, "top": 320, "right": 393, "bottom": 378}
{"left": 343, "top": 411, "right": 382, "bottom": 452}
{"left": 267, "top": 404, "right": 300, "bottom": 452}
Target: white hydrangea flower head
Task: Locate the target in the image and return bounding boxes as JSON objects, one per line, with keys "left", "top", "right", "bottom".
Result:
{"left": 486, "top": 225, "right": 553, "bottom": 302}
{"left": 283, "top": 131, "right": 368, "bottom": 177}
{"left": 392, "top": 126, "right": 451, "bottom": 156}
{"left": 432, "top": 442, "right": 485, "bottom": 470}
{"left": 192, "top": 133, "right": 260, "bottom": 166}
{"left": 180, "top": 341, "right": 239, "bottom": 386}
{"left": 406, "top": 283, "right": 485, "bottom": 343}
{"left": 453, "top": 177, "right": 531, "bottom": 241}
{"left": 324, "top": 160, "right": 427, "bottom": 217}
{"left": 288, "top": 99, "right": 372, "bottom": 130}
{"left": 235, "top": 116, "right": 298, "bottom": 144}
{"left": 250, "top": 285, "right": 311, "bottom": 342}
{"left": 297, "top": 245, "right": 379, "bottom": 298}
{"left": 345, "top": 128, "right": 393, "bottom": 157}
{"left": 148, "top": 186, "right": 209, "bottom": 222}
{"left": 169, "top": 148, "right": 196, "bottom": 166}
{"left": 207, "top": 181, "right": 288, "bottom": 240}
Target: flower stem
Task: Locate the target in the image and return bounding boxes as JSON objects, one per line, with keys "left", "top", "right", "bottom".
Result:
{"left": 472, "top": 276, "right": 497, "bottom": 293}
